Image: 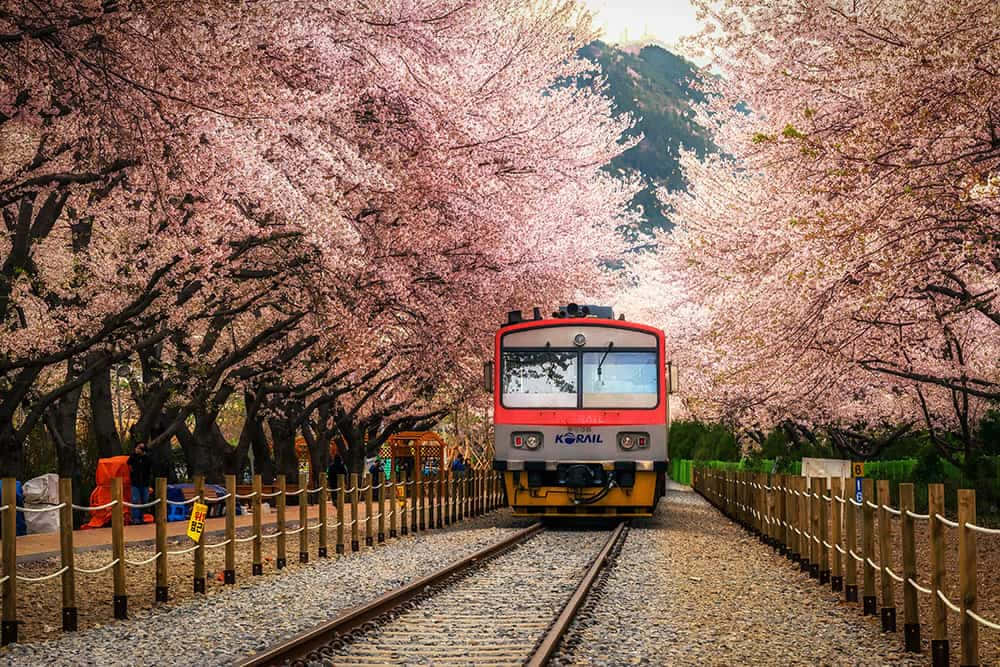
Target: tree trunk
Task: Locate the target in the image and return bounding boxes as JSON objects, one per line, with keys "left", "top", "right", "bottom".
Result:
{"left": 89, "top": 363, "right": 121, "bottom": 458}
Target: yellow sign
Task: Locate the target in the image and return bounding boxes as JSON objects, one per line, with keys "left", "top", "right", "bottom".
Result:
{"left": 187, "top": 502, "right": 208, "bottom": 542}
{"left": 852, "top": 462, "right": 865, "bottom": 478}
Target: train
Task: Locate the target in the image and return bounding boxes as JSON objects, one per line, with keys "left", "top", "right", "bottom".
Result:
{"left": 487, "top": 304, "right": 676, "bottom": 517}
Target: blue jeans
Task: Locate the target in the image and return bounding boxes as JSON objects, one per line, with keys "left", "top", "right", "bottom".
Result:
{"left": 131, "top": 486, "right": 150, "bottom": 524}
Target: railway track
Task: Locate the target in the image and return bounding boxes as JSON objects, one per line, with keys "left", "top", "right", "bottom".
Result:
{"left": 240, "top": 521, "right": 628, "bottom": 666}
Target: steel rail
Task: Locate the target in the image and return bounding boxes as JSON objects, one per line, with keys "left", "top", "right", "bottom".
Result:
{"left": 526, "top": 521, "right": 627, "bottom": 667}
{"left": 238, "top": 522, "right": 545, "bottom": 666}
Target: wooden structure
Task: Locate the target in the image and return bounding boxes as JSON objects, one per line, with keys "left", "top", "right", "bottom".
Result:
{"left": 380, "top": 431, "right": 454, "bottom": 476}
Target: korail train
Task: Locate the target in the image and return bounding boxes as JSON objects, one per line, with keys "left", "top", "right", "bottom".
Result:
{"left": 487, "top": 304, "right": 677, "bottom": 517}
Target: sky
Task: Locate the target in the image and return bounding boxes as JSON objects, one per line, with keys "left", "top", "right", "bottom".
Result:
{"left": 580, "top": 0, "right": 702, "bottom": 48}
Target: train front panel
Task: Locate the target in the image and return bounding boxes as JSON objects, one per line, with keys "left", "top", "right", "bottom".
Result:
{"left": 492, "top": 316, "right": 669, "bottom": 517}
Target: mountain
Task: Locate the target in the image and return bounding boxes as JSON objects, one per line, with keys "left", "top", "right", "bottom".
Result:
{"left": 581, "top": 41, "right": 712, "bottom": 243}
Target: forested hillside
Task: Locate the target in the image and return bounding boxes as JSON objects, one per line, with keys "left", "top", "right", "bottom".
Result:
{"left": 581, "top": 41, "right": 711, "bottom": 242}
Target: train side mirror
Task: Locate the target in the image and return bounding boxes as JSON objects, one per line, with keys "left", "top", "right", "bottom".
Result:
{"left": 483, "top": 361, "right": 494, "bottom": 394}
{"left": 667, "top": 361, "right": 679, "bottom": 394}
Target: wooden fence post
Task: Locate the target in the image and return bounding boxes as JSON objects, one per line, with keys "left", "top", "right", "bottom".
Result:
{"left": 809, "top": 477, "right": 820, "bottom": 579}
{"left": 155, "top": 477, "right": 169, "bottom": 599}
{"left": 378, "top": 469, "right": 386, "bottom": 543}
{"left": 929, "top": 483, "right": 948, "bottom": 665}
{"left": 252, "top": 474, "right": 263, "bottom": 575}
{"left": 799, "top": 476, "right": 810, "bottom": 573}
{"left": 443, "top": 471, "right": 451, "bottom": 526}
{"left": 410, "top": 465, "right": 420, "bottom": 533}
{"left": 318, "top": 480, "right": 329, "bottom": 558}
{"left": 388, "top": 466, "right": 398, "bottom": 539}
{"left": 899, "top": 483, "right": 920, "bottom": 652}
{"left": 777, "top": 474, "right": 789, "bottom": 558}
{"left": 299, "top": 471, "right": 309, "bottom": 563}
{"left": 862, "top": 477, "right": 877, "bottom": 616}
{"left": 819, "top": 477, "right": 830, "bottom": 584}
{"left": 845, "top": 477, "right": 858, "bottom": 602}
{"left": 427, "top": 474, "right": 436, "bottom": 530}
{"left": 336, "top": 474, "right": 346, "bottom": 553}
{"left": 877, "top": 479, "right": 896, "bottom": 632}
{"left": 831, "top": 477, "right": 843, "bottom": 592}
{"left": 2, "top": 478, "right": 17, "bottom": 644}
{"left": 399, "top": 471, "right": 409, "bottom": 537}
{"left": 436, "top": 475, "right": 444, "bottom": 528}
{"left": 350, "top": 472, "right": 360, "bottom": 552}
{"left": 958, "top": 489, "right": 978, "bottom": 667}
{"left": 111, "top": 476, "right": 127, "bottom": 617}
{"left": 276, "top": 474, "right": 287, "bottom": 568}
{"left": 225, "top": 474, "right": 236, "bottom": 584}
{"left": 58, "top": 478, "right": 77, "bottom": 631}
{"left": 364, "top": 473, "right": 374, "bottom": 547}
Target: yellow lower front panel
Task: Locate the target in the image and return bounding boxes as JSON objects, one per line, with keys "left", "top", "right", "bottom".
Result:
{"left": 504, "top": 470, "right": 660, "bottom": 517}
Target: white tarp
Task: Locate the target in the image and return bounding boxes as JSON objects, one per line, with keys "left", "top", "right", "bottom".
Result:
{"left": 23, "top": 473, "right": 61, "bottom": 534}
{"left": 23, "top": 473, "right": 60, "bottom": 504}
{"left": 801, "top": 458, "right": 851, "bottom": 488}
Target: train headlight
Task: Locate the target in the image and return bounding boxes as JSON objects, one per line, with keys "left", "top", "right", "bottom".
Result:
{"left": 512, "top": 432, "right": 543, "bottom": 450}
{"left": 618, "top": 432, "right": 649, "bottom": 451}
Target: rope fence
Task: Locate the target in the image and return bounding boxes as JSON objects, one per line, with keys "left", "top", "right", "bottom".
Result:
{"left": 692, "top": 467, "right": 998, "bottom": 667}
{"left": 0, "top": 467, "right": 504, "bottom": 645}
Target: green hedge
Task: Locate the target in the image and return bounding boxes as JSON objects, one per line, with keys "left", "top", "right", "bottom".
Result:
{"left": 669, "top": 458, "right": 802, "bottom": 485}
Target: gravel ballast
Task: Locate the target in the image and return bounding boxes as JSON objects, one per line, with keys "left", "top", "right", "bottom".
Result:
{"left": 2, "top": 509, "right": 529, "bottom": 666}
{"left": 553, "top": 482, "right": 924, "bottom": 666}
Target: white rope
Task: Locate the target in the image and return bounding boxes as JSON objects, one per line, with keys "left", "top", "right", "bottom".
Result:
{"left": 0, "top": 505, "right": 7, "bottom": 512}
{"left": 285, "top": 527, "right": 304, "bottom": 536}
{"left": 306, "top": 522, "right": 323, "bottom": 531}
{"left": 123, "top": 498, "right": 162, "bottom": 509}
{"left": 343, "top": 486, "right": 357, "bottom": 493}
{"left": 0, "top": 575, "right": 7, "bottom": 585}
{"left": 369, "top": 512, "right": 382, "bottom": 521}
{"left": 908, "top": 578, "right": 933, "bottom": 595}
{"left": 260, "top": 491, "right": 281, "bottom": 498}
{"left": 75, "top": 558, "right": 122, "bottom": 574}
{"left": 357, "top": 485, "right": 371, "bottom": 492}
{"left": 967, "top": 609, "right": 1000, "bottom": 631}
{"left": 18, "top": 502, "right": 66, "bottom": 513}
{"left": 823, "top": 540, "right": 832, "bottom": 548}
{"left": 849, "top": 497, "right": 863, "bottom": 507}
{"left": 965, "top": 522, "right": 1000, "bottom": 535}
{"left": 166, "top": 497, "right": 199, "bottom": 506}
{"left": 203, "top": 539, "right": 232, "bottom": 549}
{"left": 884, "top": 566, "right": 905, "bottom": 583}
{"left": 866, "top": 557, "right": 880, "bottom": 570}
{"left": 236, "top": 491, "right": 258, "bottom": 499}
{"left": 329, "top": 521, "right": 342, "bottom": 528}
{"left": 822, "top": 494, "right": 832, "bottom": 501}
{"left": 260, "top": 530, "right": 283, "bottom": 540}
{"left": 18, "top": 566, "right": 70, "bottom": 582}
{"left": 835, "top": 496, "right": 846, "bottom": 504}
{"left": 866, "top": 500, "right": 879, "bottom": 509}
{"left": 935, "top": 513, "right": 959, "bottom": 528}
{"left": 73, "top": 500, "right": 118, "bottom": 511}
{"left": 849, "top": 549, "right": 864, "bottom": 562}
{"left": 125, "top": 551, "right": 162, "bottom": 566}
{"left": 905, "top": 510, "right": 930, "bottom": 520}
{"left": 285, "top": 489, "right": 303, "bottom": 497}
{"left": 306, "top": 487, "right": 324, "bottom": 493}
{"left": 813, "top": 535, "right": 821, "bottom": 544}
{"left": 882, "top": 504, "right": 901, "bottom": 516}
{"left": 167, "top": 544, "right": 200, "bottom": 556}
{"left": 937, "top": 589, "right": 962, "bottom": 614}
{"left": 234, "top": 534, "right": 258, "bottom": 543}
{"left": 203, "top": 493, "right": 232, "bottom": 503}
{"left": 834, "top": 544, "right": 847, "bottom": 554}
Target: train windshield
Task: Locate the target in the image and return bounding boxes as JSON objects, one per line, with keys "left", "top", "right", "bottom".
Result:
{"left": 581, "top": 351, "right": 658, "bottom": 408}
{"left": 501, "top": 351, "right": 577, "bottom": 408}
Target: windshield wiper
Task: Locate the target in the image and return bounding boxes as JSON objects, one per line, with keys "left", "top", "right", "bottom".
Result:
{"left": 597, "top": 341, "right": 614, "bottom": 378}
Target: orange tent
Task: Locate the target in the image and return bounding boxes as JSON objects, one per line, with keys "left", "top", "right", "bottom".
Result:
{"left": 84, "top": 456, "right": 134, "bottom": 529}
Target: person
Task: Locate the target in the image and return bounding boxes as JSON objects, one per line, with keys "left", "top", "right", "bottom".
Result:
{"left": 368, "top": 458, "right": 383, "bottom": 500}
{"left": 127, "top": 443, "right": 152, "bottom": 524}
{"left": 451, "top": 453, "right": 466, "bottom": 475}
{"left": 327, "top": 454, "right": 348, "bottom": 491}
